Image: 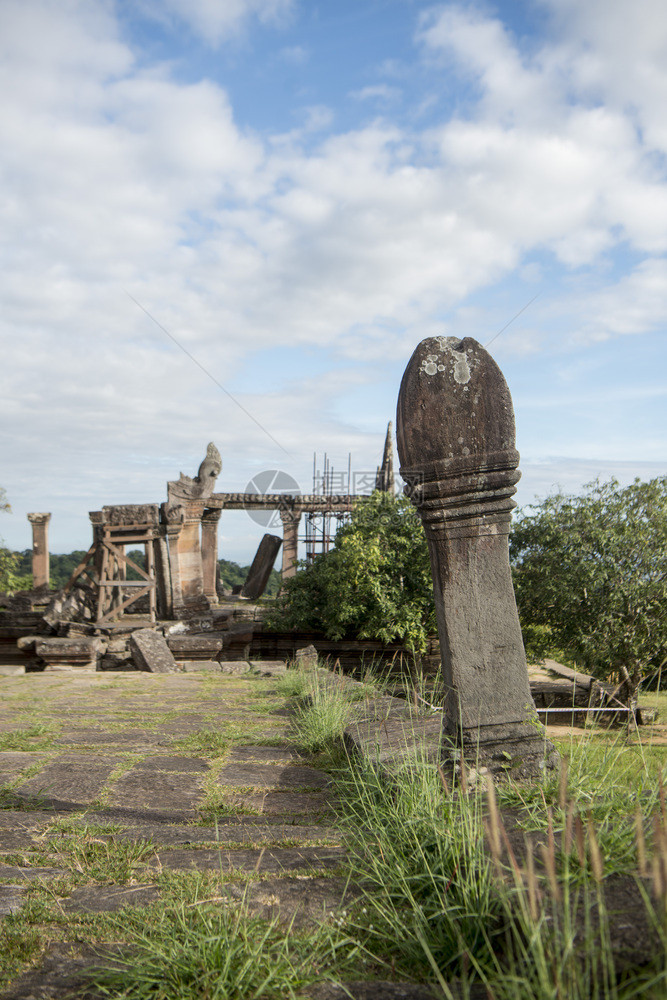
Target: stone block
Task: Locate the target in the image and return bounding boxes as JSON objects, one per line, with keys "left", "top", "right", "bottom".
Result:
{"left": 129, "top": 629, "right": 177, "bottom": 673}
{"left": 240, "top": 534, "right": 282, "bottom": 600}
{"left": 295, "top": 644, "right": 318, "bottom": 669}
{"left": 166, "top": 635, "right": 223, "bottom": 660}
{"left": 34, "top": 637, "right": 102, "bottom": 673}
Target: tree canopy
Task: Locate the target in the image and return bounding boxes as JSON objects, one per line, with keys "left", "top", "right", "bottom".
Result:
{"left": 510, "top": 477, "right": 667, "bottom": 695}
{"left": 268, "top": 491, "right": 436, "bottom": 653}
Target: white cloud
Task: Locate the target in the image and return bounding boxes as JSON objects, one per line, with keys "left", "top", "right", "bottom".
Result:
{"left": 350, "top": 84, "right": 402, "bottom": 104}
{"left": 2, "top": 0, "right": 667, "bottom": 555}
{"left": 156, "top": 0, "right": 294, "bottom": 45}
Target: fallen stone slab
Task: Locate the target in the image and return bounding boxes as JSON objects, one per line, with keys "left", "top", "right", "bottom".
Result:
{"left": 62, "top": 885, "right": 161, "bottom": 913}
{"left": 217, "top": 763, "right": 330, "bottom": 790}
{"left": 344, "top": 713, "right": 444, "bottom": 774}
{"left": 129, "top": 630, "right": 177, "bottom": 674}
{"left": 153, "top": 845, "right": 346, "bottom": 873}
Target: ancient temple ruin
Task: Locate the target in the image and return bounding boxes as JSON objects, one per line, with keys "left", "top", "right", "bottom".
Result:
{"left": 29, "top": 435, "right": 394, "bottom": 625}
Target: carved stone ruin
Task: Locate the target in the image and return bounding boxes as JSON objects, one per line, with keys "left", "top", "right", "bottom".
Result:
{"left": 130, "top": 628, "right": 177, "bottom": 673}
{"left": 168, "top": 442, "right": 222, "bottom": 503}
{"left": 279, "top": 510, "right": 301, "bottom": 579}
{"left": 397, "top": 336, "right": 557, "bottom": 779}
{"left": 375, "top": 421, "right": 395, "bottom": 493}
{"left": 27, "top": 513, "right": 51, "bottom": 590}
{"left": 240, "top": 534, "right": 283, "bottom": 600}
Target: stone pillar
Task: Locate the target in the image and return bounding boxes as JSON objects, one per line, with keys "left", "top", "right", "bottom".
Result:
{"left": 27, "top": 513, "right": 51, "bottom": 590}
{"left": 201, "top": 508, "right": 222, "bottom": 601}
{"left": 163, "top": 504, "right": 186, "bottom": 612}
{"left": 241, "top": 534, "right": 283, "bottom": 600}
{"left": 154, "top": 535, "right": 173, "bottom": 619}
{"left": 279, "top": 509, "right": 301, "bottom": 580}
{"left": 163, "top": 502, "right": 209, "bottom": 616}
{"left": 397, "top": 336, "right": 556, "bottom": 779}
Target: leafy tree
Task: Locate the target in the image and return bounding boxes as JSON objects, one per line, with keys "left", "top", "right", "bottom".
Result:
{"left": 0, "top": 489, "right": 32, "bottom": 592}
{"left": 267, "top": 491, "right": 436, "bottom": 653}
{"left": 510, "top": 477, "right": 667, "bottom": 704}
{"left": 216, "top": 557, "right": 281, "bottom": 597}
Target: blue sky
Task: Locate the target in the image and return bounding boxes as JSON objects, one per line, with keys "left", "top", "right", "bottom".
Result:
{"left": 1, "top": 0, "right": 666, "bottom": 563}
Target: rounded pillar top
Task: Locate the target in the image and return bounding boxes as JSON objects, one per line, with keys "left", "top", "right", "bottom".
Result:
{"left": 396, "top": 336, "right": 518, "bottom": 481}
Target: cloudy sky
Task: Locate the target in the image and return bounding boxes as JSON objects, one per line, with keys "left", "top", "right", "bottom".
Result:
{"left": 1, "top": 0, "right": 666, "bottom": 563}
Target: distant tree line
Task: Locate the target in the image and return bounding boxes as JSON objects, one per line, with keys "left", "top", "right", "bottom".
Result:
{"left": 1, "top": 549, "right": 281, "bottom": 598}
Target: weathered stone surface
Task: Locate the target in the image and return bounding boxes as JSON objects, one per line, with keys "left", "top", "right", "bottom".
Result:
{"left": 219, "top": 790, "right": 334, "bottom": 816}
{"left": 108, "top": 769, "right": 202, "bottom": 814}
{"left": 129, "top": 629, "right": 177, "bottom": 673}
{"left": 166, "top": 635, "right": 223, "bottom": 660}
{"left": 295, "top": 644, "right": 318, "bottom": 669}
{"left": 222, "top": 875, "right": 357, "bottom": 928}
{"left": 344, "top": 714, "right": 444, "bottom": 773}
{"left": 279, "top": 510, "right": 301, "bottom": 580}
{"left": 168, "top": 442, "right": 222, "bottom": 502}
{"left": 396, "top": 336, "right": 556, "bottom": 778}
{"left": 16, "top": 758, "right": 119, "bottom": 808}
{"left": 0, "top": 752, "right": 50, "bottom": 784}
{"left": 0, "top": 664, "right": 25, "bottom": 676}
{"left": 310, "top": 985, "right": 441, "bottom": 1000}
{"left": 113, "top": 821, "right": 340, "bottom": 847}
{"left": 219, "top": 659, "right": 251, "bottom": 674}
{"left": 218, "top": 763, "right": 330, "bottom": 790}
{"left": 0, "top": 942, "right": 119, "bottom": 1000}
{"left": 130, "top": 755, "right": 209, "bottom": 773}
{"left": 0, "top": 865, "right": 64, "bottom": 880}
{"left": 27, "top": 513, "right": 51, "bottom": 590}
{"left": 226, "top": 745, "right": 304, "bottom": 764}
{"left": 249, "top": 660, "right": 287, "bottom": 676}
{"left": 0, "top": 884, "right": 25, "bottom": 915}
{"left": 153, "top": 845, "right": 345, "bottom": 873}
{"left": 180, "top": 660, "right": 221, "bottom": 672}
{"left": 63, "top": 885, "right": 161, "bottom": 913}
{"left": 240, "top": 534, "right": 283, "bottom": 600}
{"left": 34, "top": 637, "right": 102, "bottom": 673}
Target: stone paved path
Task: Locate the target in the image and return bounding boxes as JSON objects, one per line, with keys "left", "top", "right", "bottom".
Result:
{"left": 0, "top": 668, "right": 363, "bottom": 999}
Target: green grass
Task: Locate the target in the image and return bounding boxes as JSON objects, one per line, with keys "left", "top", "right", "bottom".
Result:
{"left": 90, "top": 900, "right": 363, "bottom": 1000}
{"left": 8, "top": 824, "right": 158, "bottom": 883}
{"left": 0, "top": 723, "right": 60, "bottom": 750}
{"left": 281, "top": 662, "right": 667, "bottom": 998}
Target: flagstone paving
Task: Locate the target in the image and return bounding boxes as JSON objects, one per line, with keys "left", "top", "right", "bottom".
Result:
{"left": 0, "top": 668, "right": 362, "bottom": 999}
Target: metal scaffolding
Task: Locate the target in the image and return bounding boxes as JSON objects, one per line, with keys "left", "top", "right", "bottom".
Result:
{"left": 304, "top": 452, "right": 355, "bottom": 563}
